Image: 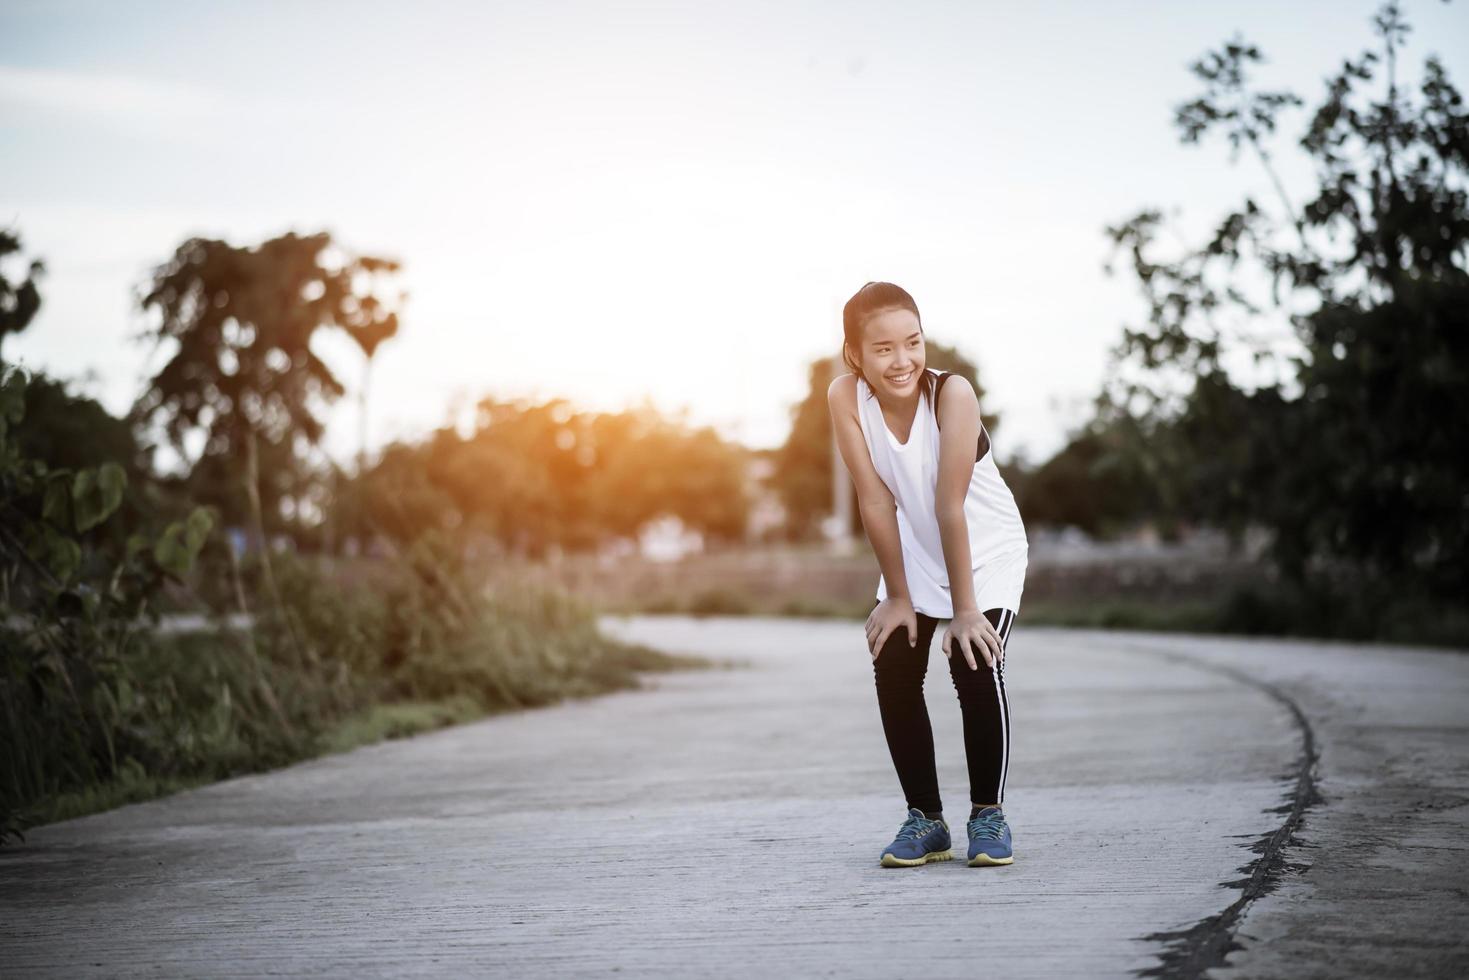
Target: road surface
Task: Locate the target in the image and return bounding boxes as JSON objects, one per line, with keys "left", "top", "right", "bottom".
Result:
{"left": 1, "top": 616, "right": 1465, "bottom": 978}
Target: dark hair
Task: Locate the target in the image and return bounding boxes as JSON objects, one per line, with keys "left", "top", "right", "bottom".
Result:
{"left": 840, "top": 280, "right": 936, "bottom": 405}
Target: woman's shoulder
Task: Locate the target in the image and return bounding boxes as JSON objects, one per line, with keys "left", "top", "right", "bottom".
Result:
{"left": 826, "top": 371, "right": 863, "bottom": 413}
{"left": 933, "top": 370, "right": 978, "bottom": 418}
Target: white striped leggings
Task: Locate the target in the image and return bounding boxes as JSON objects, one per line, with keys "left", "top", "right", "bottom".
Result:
{"left": 870, "top": 603, "right": 1016, "bottom": 815}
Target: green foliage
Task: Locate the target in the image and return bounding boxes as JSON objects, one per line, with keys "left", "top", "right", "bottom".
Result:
{"left": 1014, "top": 422, "right": 1162, "bottom": 537}
{"left": 71, "top": 463, "right": 127, "bottom": 532}
{"left": 1, "top": 365, "right": 215, "bottom": 846}
{"left": 250, "top": 532, "right": 669, "bottom": 707}
{"left": 2, "top": 518, "right": 703, "bottom": 846}
{"left": 153, "top": 507, "right": 214, "bottom": 578}
{"left": 3, "top": 426, "right": 709, "bottom": 848}
{"left": 1098, "top": 2, "right": 1469, "bottom": 601}
{"left": 9, "top": 372, "right": 154, "bottom": 544}
{"left": 1020, "top": 582, "right": 1469, "bottom": 648}
{"left": 4, "top": 222, "right": 722, "bottom": 848}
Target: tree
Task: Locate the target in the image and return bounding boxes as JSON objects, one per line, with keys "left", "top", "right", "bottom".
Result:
{"left": 1098, "top": 2, "right": 1468, "bottom": 601}
{"left": 1015, "top": 419, "right": 1163, "bottom": 537}
{"left": 772, "top": 339, "right": 993, "bottom": 540}
{"left": 133, "top": 231, "right": 401, "bottom": 533}
{"left": 0, "top": 227, "right": 44, "bottom": 361}
{"left": 333, "top": 395, "right": 751, "bottom": 558}
{"left": 342, "top": 270, "right": 403, "bottom": 470}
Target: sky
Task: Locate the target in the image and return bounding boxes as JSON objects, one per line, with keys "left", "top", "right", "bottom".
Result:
{"left": 3, "top": 0, "right": 1467, "bottom": 466}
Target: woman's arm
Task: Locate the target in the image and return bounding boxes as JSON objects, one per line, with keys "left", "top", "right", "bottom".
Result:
{"left": 826, "top": 375, "right": 911, "bottom": 601}
{"left": 933, "top": 375, "right": 1004, "bottom": 668}
{"left": 933, "top": 376, "right": 981, "bottom": 615}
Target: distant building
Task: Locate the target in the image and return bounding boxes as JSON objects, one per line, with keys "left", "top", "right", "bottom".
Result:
{"left": 638, "top": 514, "right": 704, "bottom": 562}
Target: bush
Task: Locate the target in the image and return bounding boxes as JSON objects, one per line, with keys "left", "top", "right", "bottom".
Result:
{"left": 1, "top": 365, "right": 214, "bottom": 846}
{"left": 2, "top": 521, "right": 706, "bottom": 847}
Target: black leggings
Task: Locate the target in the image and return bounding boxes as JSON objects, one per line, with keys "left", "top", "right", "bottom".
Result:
{"left": 871, "top": 603, "right": 1016, "bottom": 816}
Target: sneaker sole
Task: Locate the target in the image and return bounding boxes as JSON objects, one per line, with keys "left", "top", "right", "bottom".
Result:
{"left": 967, "top": 853, "right": 1014, "bottom": 866}
{"left": 880, "top": 849, "right": 953, "bottom": 868}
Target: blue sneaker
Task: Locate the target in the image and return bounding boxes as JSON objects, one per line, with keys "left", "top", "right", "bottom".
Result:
{"left": 879, "top": 807, "right": 953, "bottom": 867}
{"left": 967, "top": 805, "right": 1014, "bottom": 866}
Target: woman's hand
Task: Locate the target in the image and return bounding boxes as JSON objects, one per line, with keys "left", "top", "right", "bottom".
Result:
{"left": 865, "top": 597, "right": 918, "bottom": 660}
{"left": 942, "top": 609, "right": 1002, "bottom": 670}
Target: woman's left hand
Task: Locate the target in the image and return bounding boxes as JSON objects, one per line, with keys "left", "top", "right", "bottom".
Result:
{"left": 942, "top": 610, "right": 1002, "bottom": 671}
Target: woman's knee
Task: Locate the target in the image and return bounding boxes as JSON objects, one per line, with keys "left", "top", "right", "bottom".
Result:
{"left": 873, "top": 629, "right": 927, "bottom": 680}
{"left": 947, "top": 649, "right": 1000, "bottom": 698}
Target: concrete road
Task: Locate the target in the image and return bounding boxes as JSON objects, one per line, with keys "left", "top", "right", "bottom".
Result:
{"left": 1, "top": 616, "right": 1465, "bottom": 979}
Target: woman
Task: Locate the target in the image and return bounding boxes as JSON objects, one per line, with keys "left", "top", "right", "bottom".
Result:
{"left": 826, "top": 281, "right": 1029, "bottom": 868}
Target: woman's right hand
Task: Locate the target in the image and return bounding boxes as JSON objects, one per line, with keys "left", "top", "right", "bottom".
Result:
{"left": 865, "top": 597, "right": 918, "bottom": 660}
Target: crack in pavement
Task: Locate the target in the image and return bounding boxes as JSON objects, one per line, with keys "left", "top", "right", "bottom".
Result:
{"left": 1112, "top": 643, "right": 1326, "bottom": 980}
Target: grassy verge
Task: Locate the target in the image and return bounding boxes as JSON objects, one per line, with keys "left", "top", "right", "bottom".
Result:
{"left": 599, "top": 584, "right": 1469, "bottom": 650}
{"left": 24, "top": 636, "right": 709, "bottom": 833}
{"left": 3, "top": 542, "right": 715, "bottom": 845}
{"left": 604, "top": 589, "right": 873, "bottom": 620}
{"left": 1017, "top": 597, "right": 1225, "bottom": 631}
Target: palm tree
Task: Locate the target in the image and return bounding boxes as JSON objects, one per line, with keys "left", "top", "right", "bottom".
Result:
{"left": 134, "top": 230, "right": 401, "bottom": 535}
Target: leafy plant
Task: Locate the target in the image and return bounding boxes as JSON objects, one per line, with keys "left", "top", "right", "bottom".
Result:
{"left": 1, "top": 365, "right": 214, "bottom": 846}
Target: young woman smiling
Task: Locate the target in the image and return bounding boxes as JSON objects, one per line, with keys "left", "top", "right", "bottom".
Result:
{"left": 826, "top": 281, "right": 1028, "bottom": 869}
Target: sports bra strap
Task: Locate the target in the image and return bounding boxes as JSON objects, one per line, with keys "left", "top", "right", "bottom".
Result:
{"left": 932, "top": 370, "right": 990, "bottom": 462}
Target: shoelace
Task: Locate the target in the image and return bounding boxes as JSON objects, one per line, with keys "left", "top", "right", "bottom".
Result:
{"left": 968, "top": 811, "right": 1006, "bottom": 841}
{"left": 894, "top": 813, "right": 939, "bottom": 841}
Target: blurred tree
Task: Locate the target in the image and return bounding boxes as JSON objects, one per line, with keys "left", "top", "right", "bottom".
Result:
{"left": 773, "top": 339, "right": 992, "bottom": 541}
{"left": 133, "top": 232, "right": 401, "bottom": 535}
{"left": 1, "top": 241, "right": 183, "bottom": 555}
{"left": 0, "top": 227, "right": 44, "bottom": 361}
{"left": 770, "top": 356, "right": 836, "bottom": 542}
{"left": 343, "top": 270, "right": 403, "bottom": 470}
{"left": 11, "top": 373, "right": 176, "bottom": 557}
{"left": 330, "top": 441, "right": 460, "bottom": 548}
{"left": 1015, "top": 419, "right": 1164, "bottom": 537}
{"left": 581, "top": 408, "right": 748, "bottom": 546}
{"left": 426, "top": 405, "right": 561, "bottom": 553}
{"left": 1099, "top": 2, "right": 1469, "bottom": 599}
{"left": 336, "top": 395, "right": 750, "bottom": 558}
{"left": 17, "top": 374, "right": 141, "bottom": 478}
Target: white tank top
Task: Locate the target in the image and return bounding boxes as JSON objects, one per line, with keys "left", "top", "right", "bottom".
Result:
{"left": 855, "top": 368, "right": 1029, "bottom": 619}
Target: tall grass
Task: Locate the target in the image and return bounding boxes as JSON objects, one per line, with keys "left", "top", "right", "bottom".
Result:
{"left": 0, "top": 534, "right": 706, "bottom": 845}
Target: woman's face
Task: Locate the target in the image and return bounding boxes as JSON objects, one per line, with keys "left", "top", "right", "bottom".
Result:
{"left": 852, "top": 306, "right": 925, "bottom": 399}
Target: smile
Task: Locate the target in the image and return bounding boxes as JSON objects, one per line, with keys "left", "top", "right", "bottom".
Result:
{"left": 888, "top": 371, "right": 915, "bottom": 384}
